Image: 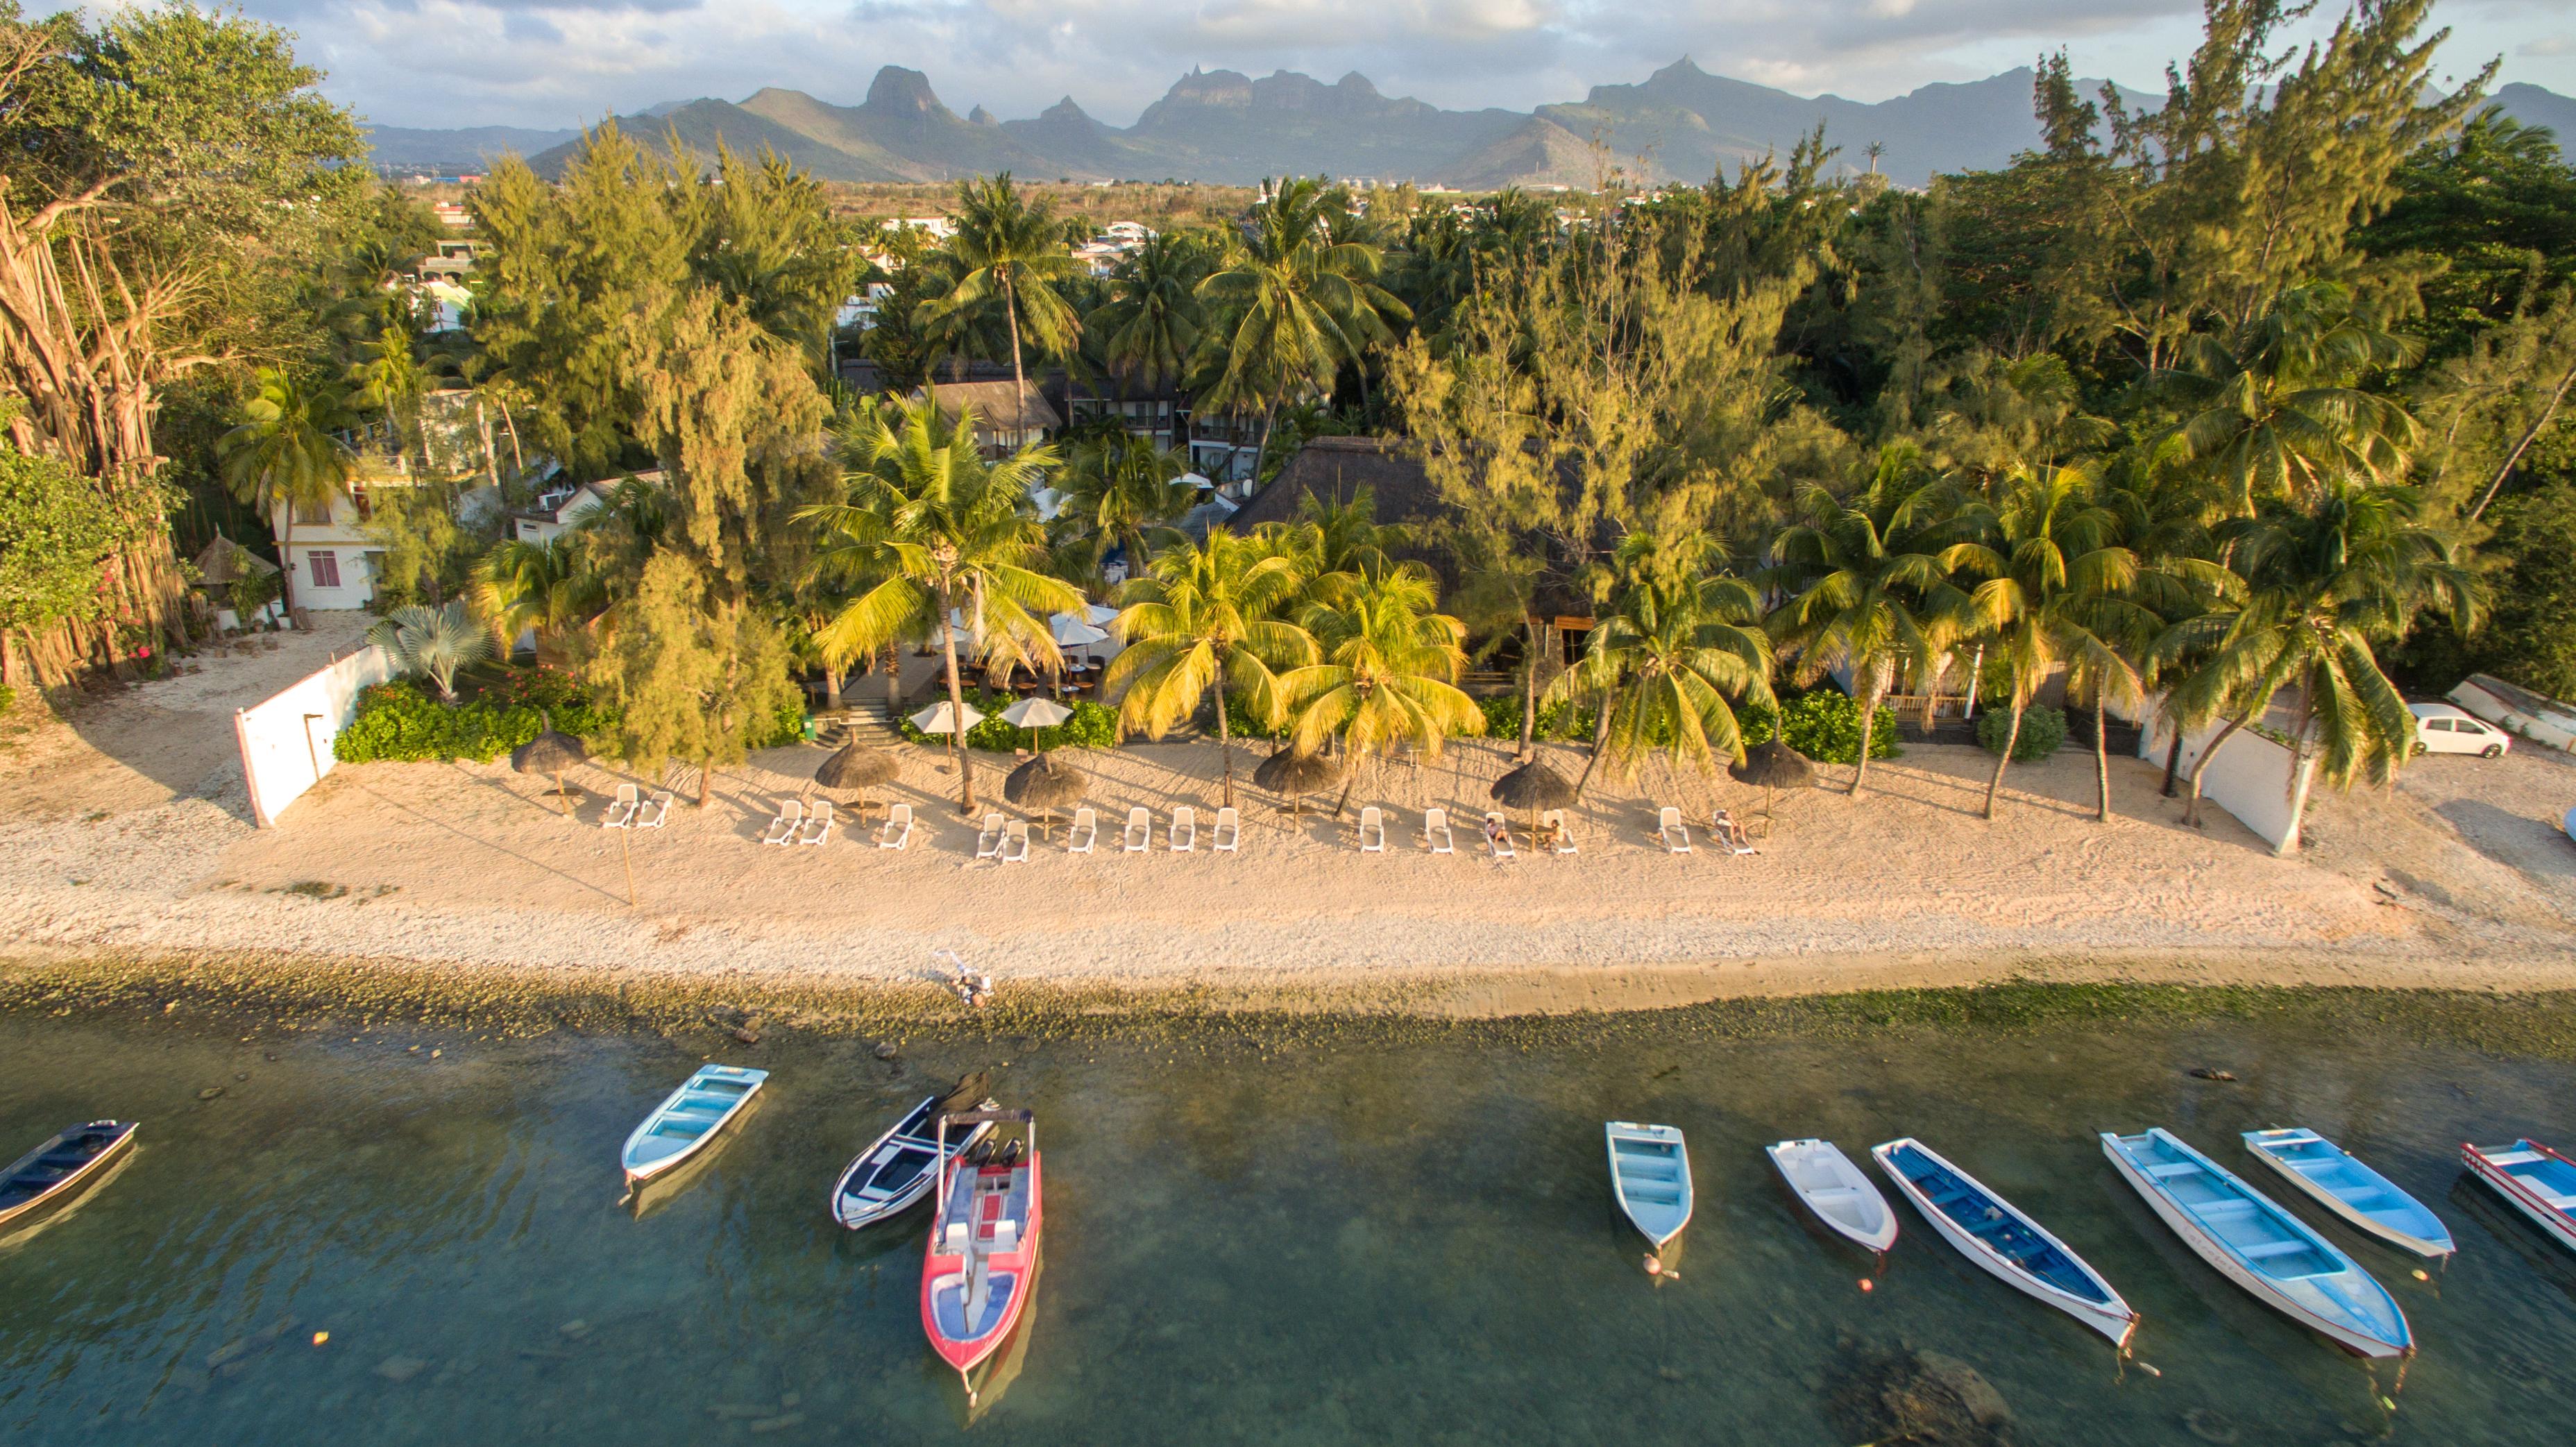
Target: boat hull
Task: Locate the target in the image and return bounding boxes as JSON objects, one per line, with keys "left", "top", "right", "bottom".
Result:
{"left": 2464, "top": 1140, "right": 2576, "bottom": 1255}
{"left": 0, "top": 1122, "right": 138, "bottom": 1235}
{"left": 831, "top": 1097, "right": 995, "bottom": 1230}
{"left": 1768, "top": 1139, "right": 1898, "bottom": 1253}
{"left": 1605, "top": 1122, "right": 1693, "bottom": 1251}
{"left": 620, "top": 1065, "right": 766, "bottom": 1188}
{"left": 2243, "top": 1128, "right": 2453, "bottom": 1260}
{"left": 1873, "top": 1139, "right": 2137, "bottom": 1348}
{"left": 922, "top": 1153, "right": 1043, "bottom": 1377}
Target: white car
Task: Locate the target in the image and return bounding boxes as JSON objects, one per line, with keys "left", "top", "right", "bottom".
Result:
{"left": 2409, "top": 702, "right": 2513, "bottom": 759}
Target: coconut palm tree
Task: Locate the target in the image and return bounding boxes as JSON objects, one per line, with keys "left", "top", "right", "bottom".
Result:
{"left": 916, "top": 174, "right": 1081, "bottom": 404}
{"left": 1259, "top": 486, "right": 1407, "bottom": 595}
{"left": 1104, "top": 530, "right": 1315, "bottom": 808}
{"left": 1281, "top": 564, "right": 1482, "bottom": 814}
{"left": 218, "top": 368, "right": 357, "bottom": 614}
{"left": 1051, "top": 432, "right": 1198, "bottom": 582}
{"left": 1553, "top": 530, "right": 1774, "bottom": 799}
{"left": 477, "top": 536, "right": 600, "bottom": 654}
{"left": 1091, "top": 231, "right": 1210, "bottom": 391}
{"left": 366, "top": 600, "right": 493, "bottom": 703}
{"left": 798, "top": 395, "right": 1083, "bottom": 815}
{"left": 1763, "top": 450, "right": 1977, "bottom": 798}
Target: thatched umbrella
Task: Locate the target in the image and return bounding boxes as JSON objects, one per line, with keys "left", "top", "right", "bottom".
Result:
{"left": 815, "top": 742, "right": 899, "bottom": 818}
{"left": 1491, "top": 759, "right": 1576, "bottom": 833}
{"left": 1254, "top": 749, "right": 1336, "bottom": 817}
{"left": 1729, "top": 739, "right": 1815, "bottom": 827}
{"left": 511, "top": 711, "right": 588, "bottom": 815}
{"left": 1003, "top": 752, "right": 1087, "bottom": 837}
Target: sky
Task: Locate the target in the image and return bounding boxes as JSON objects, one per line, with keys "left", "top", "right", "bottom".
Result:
{"left": 190, "top": 0, "right": 2576, "bottom": 133}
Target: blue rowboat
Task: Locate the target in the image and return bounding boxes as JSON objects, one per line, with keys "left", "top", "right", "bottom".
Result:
{"left": 2103, "top": 1128, "right": 2409, "bottom": 1359}
{"left": 0, "top": 1121, "right": 137, "bottom": 1237}
{"left": 2243, "top": 1128, "right": 2454, "bottom": 1260}
{"left": 1874, "top": 1137, "right": 2138, "bottom": 1348}
{"left": 1606, "top": 1122, "right": 1693, "bottom": 1252}
{"left": 832, "top": 1075, "right": 1000, "bottom": 1230}
{"left": 2462, "top": 1139, "right": 2576, "bottom": 1255}
{"left": 622, "top": 1064, "right": 767, "bottom": 1188}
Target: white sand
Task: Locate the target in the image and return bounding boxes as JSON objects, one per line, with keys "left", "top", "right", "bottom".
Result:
{"left": 4, "top": 620, "right": 2575, "bottom": 1014}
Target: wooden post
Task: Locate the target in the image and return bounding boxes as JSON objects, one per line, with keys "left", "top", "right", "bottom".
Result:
{"left": 620, "top": 826, "right": 636, "bottom": 908}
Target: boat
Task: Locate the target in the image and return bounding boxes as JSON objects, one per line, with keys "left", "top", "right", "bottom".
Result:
{"left": 831, "top": 1073, "right": 999, "bottom": 1230}
{"left": 620, "top": 1064, "right": 767, "bottom": 1190}
{"left": 2462, "top": 1139, "right": 2576, "bottom": 1255}
{"left": 1767, "top": 1138, "right": 1898, "bottom": 1254}
{"left": 1605, "top": 1122, "right": 1693, "bottom": 1252}
{"left": 1872, "top": 1137, "right": 2138, "bottom": 1348}
{"left": 0, "top": 1121, "right": 138, "bottom": 1236}
{"left": 2102, "top": 1128, "right": 2409, "bottom": 1358}
{"left": 922, "top": 1108, "right": 1042, "bottom": 1405}
{"left": 2242, "top": 1128, "right": 2454, "bottom": 1260}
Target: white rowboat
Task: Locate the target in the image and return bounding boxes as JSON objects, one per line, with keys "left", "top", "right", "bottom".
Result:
{"left": 2242, "top": 1128, "right": 2454, "bottom": 1260}
{"left": 1605, "top": 1122, "right": 1693, "bottom": 1251}
{"left": 621, "top": 1064, "right": 766, "bottom": 1188}
{"left": 1874, "top": 1137, "right": 2138, "bottom": 1348}
{"left": 2103, "top": 1128, "right": 2409, "bottom": 1359}
{"left": 832, "top": 1076, "right": 999, "bottom": 1230}
{"left": 1767, "top": 1138, "right": 1897, "bottom": 1253}
{"left": 2462, "top": 1139, "right": 2576, "bottom": 1255}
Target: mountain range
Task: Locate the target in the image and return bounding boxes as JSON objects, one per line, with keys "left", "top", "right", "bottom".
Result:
{"left": 358, "top": 61, "right": 2576, "bottom": 192}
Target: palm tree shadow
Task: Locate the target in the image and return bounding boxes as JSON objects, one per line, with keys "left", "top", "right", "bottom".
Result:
{"left": 380, "top": 775, "right": 625, "bottom": 904}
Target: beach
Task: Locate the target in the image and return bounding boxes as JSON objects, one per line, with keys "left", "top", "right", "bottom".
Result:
{"left": 4, "top": 614, "right": 2575, "bottom": 1018}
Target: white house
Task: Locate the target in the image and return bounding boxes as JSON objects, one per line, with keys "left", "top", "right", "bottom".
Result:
{"left": 507, "top": 477, "right": 619, "bottom": 545}
{"left": 269, "top": 485, "right": 389, "bottom": 611}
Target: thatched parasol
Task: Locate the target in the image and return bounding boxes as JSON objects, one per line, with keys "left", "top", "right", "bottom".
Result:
{"left": 511, "top": 711, "right": 588, "bottom": 815}
{"left": 815, "top": 742, "right": 899, "bottom": 815}
{"left": 1003, "top": 752, "right": 1087, "bottom": 836}
{"left": 1729, "top": 740, "right": 1815, "bottom": 790}
{"left": 1254, "top": 749, "right": 1337, "bottom": 816}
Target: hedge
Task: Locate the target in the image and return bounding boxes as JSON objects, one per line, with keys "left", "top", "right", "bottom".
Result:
{"left": 1762, "top": 690, "right": 1901, "bottom": 764}
{"left": 897, "top": 687, "right": 1119, "bottom": 751}
{"left": 335, "top": 669, "right": 619, "bottom": 764}
{"left": 1978, "top": 702, "right": 2067, "bottom": 761}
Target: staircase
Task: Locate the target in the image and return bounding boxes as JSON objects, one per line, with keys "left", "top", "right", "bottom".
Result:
{"left": 811, "top": 696, "right": 906, "bottom": 748}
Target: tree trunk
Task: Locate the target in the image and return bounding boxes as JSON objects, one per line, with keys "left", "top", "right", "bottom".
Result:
{"left": 2180, "top": 714, "right": 2248, "bottom": 828}
{"left": 2280, "top": 742, "right": 2316, "bottom": 856}
{"left": 2093, "top": 699, "right": 2112, "bottom": 824}
{"left": 278, "top": 514, "right": 297, "bottom": 617}
{"left": 696, "top": 756, "right": 713, "bottom": 809}
{"left": 1003, "top": 276, "right": 1026, "bottom": 407}
{"left": 884, "top": 649, "right": 902, "bottom": 707}
{"left": 1849, "top": 661, "right": 1890, "bottom": 798}
{"left": 2469, "top": 355, "right": 2576, "bottom": 522}
{"left": 822, "top": 661, "right": 842, "bottom": 711}
{"left": 941, "top": 587, "right": 977, "bottom": 815}
{"left": 1213, "top": 678, "right": 1235, "bottom": 809}
{"left": 1572, "top": 691, "right": 1615, "bottom": 801}
{"left": 1517, "top": 618, "right": 1540, "bottom": 763}
{"left": 2160, "top": 727, "right": 2184, "bottom": 797}
{"left": 1981, "top": 702, "right": 2024, "bottom": 820}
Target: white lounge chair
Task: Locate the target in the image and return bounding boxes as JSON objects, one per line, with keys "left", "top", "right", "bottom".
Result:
{"left": 1001, "top": 820, "right": 1030, "bottom": 863}
{"left": 1542, "top": 808, "right": 1577, "bottom": 854}
{"left": 799, "top": 798, "right": 834, "bottom": 845}
{"left": 1067, "top": 806, "right": 1097, "bottom": 854}
{"left": 1483, "top": 811, "right": 1517, "bottom": 860}
{"left": 1123, "top": 806, "right": 1151, "bottom": 852}
{"left": 1710, "top": 808, "right": 1759, "bottom": 856}
{"left": 877, "top": 802, "right": 913, "bottom": 849}
{"left": 975, "top": 811, "right": 1006, "bottom": 859}
{"left": 1421, "top": 806, "right": 1452, "bottom": 855}
{"left": 1358, "top": 805, "right": 1387, "bottom": 852}
{"left": 1212, "top": 806, "right": 1240, "bottom": 853}
{"left": 1658, "top": 806, "right": 1692, "bottom": 854}
{"left": 761, "top": 799, "right": 803, "bottom": 845}
{"left": 1169, "top": 805, "right": 1197, "bottom": 852}
{"left": 634, "top": 791, "right": 672, "bottom": 829}
{"left": 602, "top": 783, "right": 638, "bottom": 829}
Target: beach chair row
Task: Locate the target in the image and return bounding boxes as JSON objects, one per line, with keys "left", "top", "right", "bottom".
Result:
{"left": 600, "top": 784, "right": 675, "bottom": 832}
{"left": 1351, "top": 804, "right": 1760, "bottom": 857}
{"left": 842, "top": 803, "right": 1247, "bottom": 859}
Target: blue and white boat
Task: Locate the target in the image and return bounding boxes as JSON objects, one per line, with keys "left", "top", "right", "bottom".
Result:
{"left": 1605, "top": 1122, "right": 1693, "bottom": 1253}
{"left": 2103, "top": 1128, "right": 2410, "bottom": 1359}
{"left": 2463, "top": 1139, "right": 2576, "bottom": 1255}
{"left": 2243, "top": 1128, "right": 2454, "bottom": 1260}
{"left": 1874, "top": 1137, "right": 2138, "bottom": 1348}
{"left": 622, "top": 1064, "right": 767, "bottom": 1189}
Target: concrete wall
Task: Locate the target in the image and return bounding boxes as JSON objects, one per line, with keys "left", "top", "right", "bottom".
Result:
{"left": 2449, "top": 675, "right": 2576, "bottom": 754}
{"left": 2137, "top": 709, "right": 2319, "bottom": 852}
{"left": 234, "top": 645, "right": 396, "bottom": 828}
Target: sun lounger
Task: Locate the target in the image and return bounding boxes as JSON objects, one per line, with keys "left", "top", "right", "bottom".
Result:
{"left": 602, "top": 783, "right": 638, "bottom": 829}
{"left": 634, "top": 791, "right": 672, "bottom": 829}
{"left": 1541, "top": 808, "right": 1577, "bottom": 854}
{"left": 761, "top": 799, "right": 803, "bottom": 845}
{"left": 877, "top": 802, "right": 913, "bottom": 849}
{"left": 1658, "top": 806, "right": 1692, "bottom": 854}
{"left": 1710, "top": 809, "right": 1759, "bottom": 856}
{"left": 1067, "top": 806, "right": 1097, "bottom": 854}
{"left": 1169, "top": 805, "right": 1197, "bottom": 852}
{"left": 1001, "top": 820, "right": 1030, "bottom": 863}
{"left": 1483, "top": 811, "right": 1517, "bottom": 859}
{"left": 1212, "top": 806, "right": 1240, "bottom": 852}
{"left": 1358, "top": 805, "right": 1387, "bottom": 852}
{"left": 975, "top": 811, "right": 1005, "bottom": 859}
{"left": 1124, "top": 806, "right": 1151, "bottom": 852}
{"left": 799, "top": 798, "right": 833, "bottom": 845}
{"left": 1422, "top": 806, "right": 1452, "bottom": 854}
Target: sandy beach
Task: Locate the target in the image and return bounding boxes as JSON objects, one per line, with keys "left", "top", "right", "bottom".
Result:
{"left": 3, "top": 614, "right": 2574, "bottom": 1017}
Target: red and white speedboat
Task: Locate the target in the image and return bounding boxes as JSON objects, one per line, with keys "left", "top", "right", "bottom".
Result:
{"left": 920, "top": 1108, "right": 1042, "bottom": 1403}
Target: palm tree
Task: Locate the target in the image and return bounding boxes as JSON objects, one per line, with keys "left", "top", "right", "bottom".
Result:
{"left": 1104, "top": 530, "right": 1315, "bottom": 808}
{"left": 798, "top": 395, "right": 1084, "bottom": 815}
{"left": 916, "top": 174, "right": 1081, "bottom": 405}
{"left": 477, "top": 536, "right": 600, "bottom": 654}
{"left": 366, "top": 601, "right": 493, "bottom": 703}
{"left": 218, "top": 368, "right": 357, "bottom": 614}
{"left": 1553, "top": 531, "right": 1774, "bottom": 799}
{"left": 1258, "top": 486, "right": 1407, "bottom": 591}
{"left": 1091, "top": 232, "right": 1209, "bottom": 391}
{"left": 1281, "top": 564, "right": 1482, "bottom": 815}
{"left": 1196, "top": 177, "right": 1410, "bottom": 473}
{"left": 1763, "top": 452, "right": 1976, "bottom": 798}
{"left": 2155, "top": 479, "right": 2481, "bottom": 851}
{"left": 1051, "top": 432, "right": 1198, "bottom": 582}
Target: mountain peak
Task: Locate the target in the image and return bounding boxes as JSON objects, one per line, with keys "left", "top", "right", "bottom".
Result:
{"left": 1334, "top": 72, "right": 1381, "bottom": 99}
{"left": 967, "top": 104, "right": 997, "bottom": 125}
{"left": 1037, "top": 96, "right": 1095, "bottom": 124}
{"left": 863, "top": 66, "right": 944, "bottom": 115}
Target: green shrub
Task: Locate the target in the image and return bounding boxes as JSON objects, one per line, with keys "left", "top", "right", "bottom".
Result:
{"left": 1978, "top": 702, "right": 2066, "bottom": 761}
{"left": 335, "top": 670, "right": 620, "bottom": 764}
{"left": 1223, "top": 692, "right": 1293, "bottom": 742}
{"left": 1476, "top": 692, "right": 1591, "bottom": 743}
{"left": 0, "top": 683, "right": 15, "bottom": 714}
{"left": 897, "top": 687, "right": 1117, "bottom": 751}
{"left": 1769, "top": 690, "right": 1900, "bottom": 764}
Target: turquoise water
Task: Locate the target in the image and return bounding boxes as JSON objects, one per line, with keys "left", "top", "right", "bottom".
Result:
{"left": 2, "top": 1002, "right": 2573, "bottom": 1444}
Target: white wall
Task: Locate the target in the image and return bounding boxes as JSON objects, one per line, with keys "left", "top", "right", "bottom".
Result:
{"left": 2449, "top": 676, "right": 2576, "bottom": 754}
{"left": 2137, "top": 709, "right": 2319, "bottom": 852}
{"left": 235, "top": 645, "right": 397, "bottom": 827}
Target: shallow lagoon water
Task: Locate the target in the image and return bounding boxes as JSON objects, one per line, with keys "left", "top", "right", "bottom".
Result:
{"left": 2, "top": 999, "right": 2573, "bottom": 1444}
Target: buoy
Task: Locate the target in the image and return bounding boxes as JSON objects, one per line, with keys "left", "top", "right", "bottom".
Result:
{"left": 1858, "top": 1278, "right": 1874, "bottom": 1292}
{"left": 312, "top": 1331, "right": 329, "bottom": 1346}
{"left": 2135, "top": 1361, "right": 2162, "bottom": 1378}
{"left": 2411, "top": 1269, "right": 2429, "bottom": 1282}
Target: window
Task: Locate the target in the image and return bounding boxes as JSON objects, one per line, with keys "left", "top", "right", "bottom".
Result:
{"left": 2424, "top": 718, "right": 2453, "bottom": 732}
{"left": 292, "top": 496, "right": 336, "bottom": 526}
{"left": 307, "top": 550, "right": 341, "bottom": 589}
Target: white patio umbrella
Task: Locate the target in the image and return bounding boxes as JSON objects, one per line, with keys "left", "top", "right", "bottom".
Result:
{"left": 909, "top": 700, "right": 985, "bottom": 736}
{"left": 998, "top": 695, "right": 1075, "bottom": 750}
{"left": 1083, "top": 603, "right": 1118, "bottom": 626}
{"left": 1049, "top": 612, "right": 1110, "bottom": 648}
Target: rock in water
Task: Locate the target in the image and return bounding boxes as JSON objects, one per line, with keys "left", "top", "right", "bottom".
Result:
{"left": 1825, "top": 1342, "right": 2015, "bottom": 1445}
{"left": 373, "top": 1355, "right": 428, "bottom": 1383}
